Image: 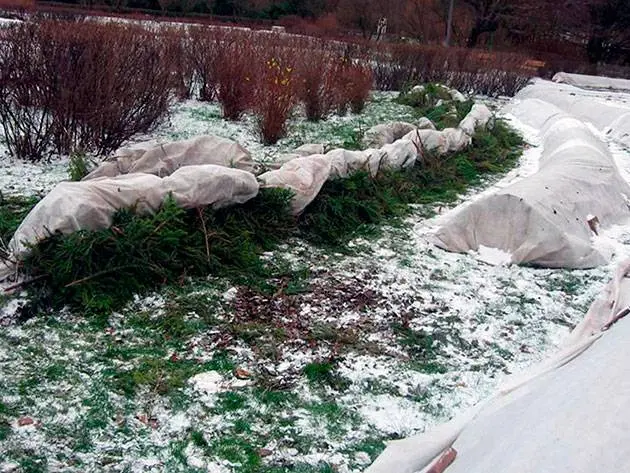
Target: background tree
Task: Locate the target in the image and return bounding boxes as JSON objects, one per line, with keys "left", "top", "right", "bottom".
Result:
{"left": 587, "top": 0, "right": 630, "bottom": 64}
{"left": 336, "top": 0, "right": 380, "bottom": 38}
{"left": 460, "top": 0, "right": 512, "bottom": 47}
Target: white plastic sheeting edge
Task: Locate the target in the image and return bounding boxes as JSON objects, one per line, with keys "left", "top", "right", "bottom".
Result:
{"left": 367, "top": 258, "right": 630, "bottom": 473}
{"left": 433, "top": 100, "right": 630, "bottom": 269}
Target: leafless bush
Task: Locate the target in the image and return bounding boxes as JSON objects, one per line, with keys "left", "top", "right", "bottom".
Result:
{"left": 295, "top": 48, "right": 341, "bottom": 121}
{"left": 252, "top": 50, "right": 297, "bottom": 144}
{"left": 343, "top": 62, "right": 373, "bottom": 113}
{"left": 0, "top": 23, "right": 54, "bottom": 160}
{"left": 214, "top": 32, "right": 256, "bottom": 120}
{"left": 0, "top": 20, "right": 175, "bottom": 161}
{"left": 186, "top": 26, "right": 225, "bottom": 101}
{"left": 165, "top": 27, "right": 196, "bottom": 100}
{"left": 371, "top": 43, "right": 533, "bottom": 97}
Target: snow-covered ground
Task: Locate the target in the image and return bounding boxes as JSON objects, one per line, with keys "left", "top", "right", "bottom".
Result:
{"left": 1, "top": 83, "right": 630, "bottom": 472}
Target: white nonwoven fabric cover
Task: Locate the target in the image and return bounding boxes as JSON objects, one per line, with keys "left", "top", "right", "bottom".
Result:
{"left": 400, "top": 104, "right": 491, "bottom": 158}
{"left": 270, "top": 144, "right": 326, "bottom": 170}
{"left": 9, "top": 165, "right": 259, "bottom": 255}
{"left": 514, "top": 79, "right": 630, "bottom": 148}
{"left": 162, "top": 165, "right": 259, "bottom": 210}
{"left": 326, "top": 148, "right": 371, "bottom": 179}
{"left": 362, "top": 122, "right": 419, "bottom": 149}
{"left": 367, "top": 258, "right": 630, "bottom": 473}
{"left": 379, "top": 140, "right": 418, "bottom": 171}
{"left": 258, "top": 155, "right": 331, "bottom": 215}
{"left": 458, "top": 104, "right": 492, "bottom": 136}
{"left": 442, "top": 128, "right": 472, "bottom": 152}
{"left": 293, "top": 143, "right": 325, "bottom": 156}
{"left": 433, "top": 110, "right": 630, "bottom": 269}
{"left": 552, "top": 72, "right": 630, "bottom": 92}
{"left": 402, "top": 129, "right": 449, "bottom": 156}
{"left": 83, "top": 135, "right": 256, "bottom": 180}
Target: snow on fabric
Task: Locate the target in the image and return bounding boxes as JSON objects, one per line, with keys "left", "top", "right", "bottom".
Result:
{"left": 258, "top": 155, "right": 331, "bottom": 215}
{"left": 516, "top": 79, "right": 630, "bottom": 148}
{"left": 361, "top": 122, "right": 421, "bottom": 149}
{"left": 9, "top": 165, "right": 259, "bottom": 255}
{"left": 434, "top": 105, "right": 630, "bottom": 269}
{"left": 83, "top": 135, "right": 256, "bottom": 179}
{"left": 367, "top": 259, "right": 630, "bottom": 473}
{"left": 553, "top": 72, "right": 630, "bottom": 92}
{"left": 458, "top": 104, "right": 493, "bottom": 137}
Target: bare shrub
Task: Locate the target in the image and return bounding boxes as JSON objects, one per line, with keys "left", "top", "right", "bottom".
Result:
{"left": 344, "top": 62, "right": 373, "bottom": 114}
{"left": 371, "top": 42, "right": 533, "bottom": 97}
{"left": 252, "top": 51, "right": 297, "bottom": 145}
{"left": 295, "top": 47, "right": 341, "bottom": 121}
{"left": 187, "top": 26, "right": 225, "bottom": 101}
{"left": 0, "top": 20, "right": 176, "bottom": 160}
{"left": 0, "top": 23, "right": 54, "bottom": 161}
{"left": 165, "top": 27, "right": 196, "bottom": 100}
{"left": 214, "top": 33, "right": 256, "bottom": 120}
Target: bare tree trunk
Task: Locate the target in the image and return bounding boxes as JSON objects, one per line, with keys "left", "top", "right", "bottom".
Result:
{"left": 467, "top": 23, "right": 482, "bottom": 47}
{"left": 444, "top": 0, "right": 455, "bottom": 46}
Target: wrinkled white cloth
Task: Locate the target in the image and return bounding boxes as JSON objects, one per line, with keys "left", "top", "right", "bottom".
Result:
{"left": 258, "top": 155, "right": 331, "bottom": 214}
{"left": 434, "top": 109, "right": 630, "bottom": 269}
{"left": 10, "top": 166, "right": 259, "bottom": 255}
{"left": 368, "top": 259, "right": 630, "bottom": 473}
{"left": 362, "top": 122, "right": 419, "bottom": 149}
{"left": 84, "top": 135, "right": 256, "bottom": 179}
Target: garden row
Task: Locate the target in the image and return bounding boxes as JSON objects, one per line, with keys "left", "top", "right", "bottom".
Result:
{"left": 5, "top": 115, "right": 523, "bottom": 315}
{"left": 0, "top": 18, "right": 533, "bottom": 162}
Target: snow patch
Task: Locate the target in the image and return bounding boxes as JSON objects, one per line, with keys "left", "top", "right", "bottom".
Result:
{"left": 189, "top": 371, "right": 224, "bottom": 394}
{"left": 474, "top": 245, "right": 512, "bottom": 266}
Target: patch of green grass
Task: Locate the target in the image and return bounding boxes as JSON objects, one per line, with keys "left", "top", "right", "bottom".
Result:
{"left": 208, "top": 435, "right": 262, "bottom": 471}
{"left": 546, "top": 271, "right": 584, "bottom": 295}
{"left": 105, "top": 352, "right": 235, "bottom": 398}
{"left": 303, "top": 361, "right": 351, "bottom": 391}
{"left": 67, "top": 149, "right": 91, "bottom": 181}
{"left": 191, "top": 430, "right": 208, "bottom": 448}
{"left": 215, "top": 392, "right": 248, "bottom": 411}
{"left": 44, "top": 363, "right": 66, "bottom": 381}
{"left": 255, "top": 388, "right": 299, "bottom": 407}
{"left": 0, "top": 401, "right": 13, "bottom": 441}
{"left": 306, "top": 400, "right": 360, "bottom": 437}
{"left": 19, "top": 452, "right": 48, "bottom": 473}
{"left": 0, "top": 194, "right": 39, "bottom": 247}
{"left": 342, "top": 436, "right": 387, "bottom": 461}
{"left": 189, "top": 107, "right": 223, "bottom": 122}
{"left": 392, "top": 323, "right": 448, "bottom": 374}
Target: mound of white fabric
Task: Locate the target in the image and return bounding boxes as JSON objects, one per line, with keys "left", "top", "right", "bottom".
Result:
{"left": 553, "top": 72, "right": 630, "bottom": 92}
{"left": 434, "top": 104, "right": 630, "bottom": 269}
{"left": 515, "top": 79, "right": 630, "bottom": 148}
{"left": 258, "top": 155, "right": 331, "bottom": 215}
{"left": 83, "top": 135, "right": 256, "bottom": 180}
{"left": 367, "top": 259, "right": 630, "bottom": 473}
{"left": 9, "top": 165, "right": 259, "bottom": 256}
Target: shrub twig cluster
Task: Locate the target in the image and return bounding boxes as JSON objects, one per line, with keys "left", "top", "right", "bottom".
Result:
{"left": 0, "top": 20, "right": 176, "bottom": 161}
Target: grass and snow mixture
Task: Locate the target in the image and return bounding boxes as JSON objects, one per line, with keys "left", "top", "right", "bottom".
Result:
{"left": 1, "top": 89, "right": 630, "bottom": 473}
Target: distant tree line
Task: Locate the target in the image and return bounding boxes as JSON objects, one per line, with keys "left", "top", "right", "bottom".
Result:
{"left": 39, "top": 0, "right": 630, "bottom": 64}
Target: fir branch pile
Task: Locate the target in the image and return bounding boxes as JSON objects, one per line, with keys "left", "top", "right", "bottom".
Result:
{"left": 10, "top": 113, "right": 523, "bottom": 315}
